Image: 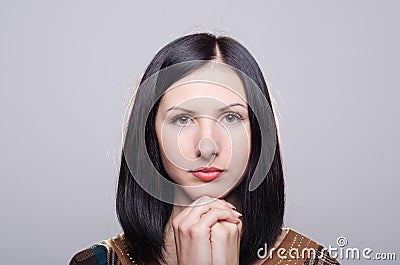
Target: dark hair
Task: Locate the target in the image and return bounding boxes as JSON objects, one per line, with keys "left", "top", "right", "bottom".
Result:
{"left": 116, "top": 33, "right": 285, "bottom": 265}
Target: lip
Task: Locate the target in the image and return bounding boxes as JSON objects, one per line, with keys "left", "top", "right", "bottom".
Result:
{"left": 190, "top": 167, "right": 224, "bottom": 182}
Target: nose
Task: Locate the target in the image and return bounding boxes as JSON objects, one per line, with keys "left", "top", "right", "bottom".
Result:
{"left": 198, "top": 137, "right": 217, "bottom": 160}
{"left": 195, "top": 118, "right": 220, "bottom": 160}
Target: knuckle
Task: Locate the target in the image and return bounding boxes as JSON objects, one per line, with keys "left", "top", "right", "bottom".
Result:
{"left": 172, "top": 219, "right": 179, "bottom": 230}
{"left": 238, "top": 221, "right": 243, "bottom": 230}
{"left": 212, "top": 230, "right": 225, "bottom": 240}
{"left": 188, "top": 226, "right": 203, "bottom": 238}
{"left": 177, "top": 223, "right": 188, "bottom": 233}
{"left": 209, "top": 208, "right": 217, "bottom": 215}
{"left": 229, "top": 224, "right": 239, "bottom": 234}
{"left": 211, "top": 224, "right": 227, "bottom": 239}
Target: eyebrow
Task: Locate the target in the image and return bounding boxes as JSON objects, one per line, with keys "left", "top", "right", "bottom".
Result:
{"left": 166, "top": 103, "right": 247, "bottom": 113}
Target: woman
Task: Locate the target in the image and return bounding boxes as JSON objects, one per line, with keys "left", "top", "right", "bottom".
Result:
{"left": 70, "top": 33, "right": 339, "bottom": 265}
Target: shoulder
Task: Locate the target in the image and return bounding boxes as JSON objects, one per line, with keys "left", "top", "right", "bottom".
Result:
{"left": 69, "top": 235, "right": 130, "bottom": 265}
{"left": 262, "top": 228, "right": 340, "bottom": 265}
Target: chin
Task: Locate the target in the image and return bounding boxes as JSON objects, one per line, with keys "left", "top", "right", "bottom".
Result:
{"left": 182, "top": 184, "right": 235, "bottom": 200}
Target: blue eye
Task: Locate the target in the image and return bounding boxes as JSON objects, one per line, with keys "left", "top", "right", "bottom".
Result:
{"left": 171, "top": 115, "right": 193, "bottom": 126}
{"left": 222, "top": 113, "right": 243, "bottom": 124}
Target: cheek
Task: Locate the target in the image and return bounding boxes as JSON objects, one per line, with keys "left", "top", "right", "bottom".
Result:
{"left": 157, "top": 134, "right": 185, "bottom": 185}
{"left": 158, "top": 126, "right": 198, "bottom": 171}
{"left": 227, "top": 122, "right": 251, "bottom": 154}
{"left": 224, "top": 123, "right": 251, "bottom": 180}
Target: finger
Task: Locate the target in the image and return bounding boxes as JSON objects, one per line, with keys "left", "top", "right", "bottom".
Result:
{"left": 172, "top": 196, "right": 217, "bottom": 226}
{"left": 215, "top": 220, "right": 242, "bottom": 241}
{"left": 175, "top": 198, "right": 238, "bottom": 230}
{"left": 221, "top": 199, "right": 237, "bottom": 209}
{"left": 182, "top": 202, "right": 240, "bottom": 232}
{"left": 237, "top": 218, "right": 243, "bottom": 236}
{"left": 211, "top": 221, "right": 229, "bottom": 241}
{"left": 210, "top": 221, "right": 241, "bottom": 265}
{"left": 195, "top": 208, "right": 241, "bottom": 229}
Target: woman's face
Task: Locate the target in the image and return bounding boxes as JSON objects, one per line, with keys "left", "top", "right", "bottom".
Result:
{"left": 155, "top": 64, "right": 251, "bottom": 201}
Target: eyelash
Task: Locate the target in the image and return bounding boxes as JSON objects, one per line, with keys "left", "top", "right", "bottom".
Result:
{"left": 170, "top": 112, "right": 244, "bottom": 126}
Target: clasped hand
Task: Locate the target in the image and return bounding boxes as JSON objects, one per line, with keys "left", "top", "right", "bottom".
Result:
{"left": 172, "top": 196, "right": 243, "bottom": 265}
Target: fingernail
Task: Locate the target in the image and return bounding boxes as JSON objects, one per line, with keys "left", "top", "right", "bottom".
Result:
{"left": 232, "top": 210, "right": 242, "bottom": 217}
{"left": 225, "top": 201, "right": 236, "bottom": 209}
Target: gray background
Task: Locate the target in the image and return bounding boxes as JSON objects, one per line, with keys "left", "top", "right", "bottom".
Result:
{"left": 0, "top": 0, "right": 398, "bottom": 264}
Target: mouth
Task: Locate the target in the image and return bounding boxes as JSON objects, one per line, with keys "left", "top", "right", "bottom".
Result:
{"left": 190, "top": 167, "right": 224, "bottom": 182}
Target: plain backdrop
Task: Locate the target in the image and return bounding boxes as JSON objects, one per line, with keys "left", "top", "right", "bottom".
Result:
{"left": 0, "top": 1, "right": 399, "bottom": 264}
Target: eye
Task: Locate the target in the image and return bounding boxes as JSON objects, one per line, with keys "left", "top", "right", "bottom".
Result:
{"left": 221, "top": 112, "right": 243, "bottom": 124}
{"left": 171, "top": 115, "right": 194, "bottom": 126}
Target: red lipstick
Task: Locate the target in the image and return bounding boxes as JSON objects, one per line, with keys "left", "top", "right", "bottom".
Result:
{"left": 190, "top": 167, "right": 224, "bottom": 182}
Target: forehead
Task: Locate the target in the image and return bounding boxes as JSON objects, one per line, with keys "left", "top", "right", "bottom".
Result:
{"left": 160, "top": 63, "right": 247, "bottom": 107}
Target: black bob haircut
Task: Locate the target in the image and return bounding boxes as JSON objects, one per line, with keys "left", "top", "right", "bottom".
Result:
{"left": 116, "top": 33, "right": 285, "bottom": 265}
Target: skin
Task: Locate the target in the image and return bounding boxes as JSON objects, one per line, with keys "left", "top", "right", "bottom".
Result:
{"left": 155, "top": 68, "right": 252, "bottom": 203}
{"left": 153, "top": 63, "right": 286, "bottom": 264}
